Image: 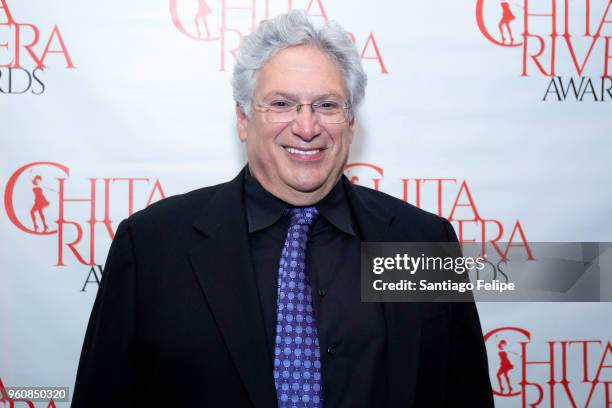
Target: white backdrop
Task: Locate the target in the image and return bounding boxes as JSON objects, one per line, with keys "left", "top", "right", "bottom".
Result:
{"left": 2, "top": 0, "right": 611, "bottom": 406}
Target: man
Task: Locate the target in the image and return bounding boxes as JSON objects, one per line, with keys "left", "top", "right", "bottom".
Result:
{"left": 72, "top": 10, "right": 493, "bottom": 408}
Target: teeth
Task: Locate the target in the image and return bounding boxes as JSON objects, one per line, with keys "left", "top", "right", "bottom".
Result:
{"left": 286, "top": 147, "right": 321, "bottom": 155}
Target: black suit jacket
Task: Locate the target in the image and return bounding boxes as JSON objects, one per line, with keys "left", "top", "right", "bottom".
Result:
{"left": 72, "top": 168, "right": 493, "bottom": 407}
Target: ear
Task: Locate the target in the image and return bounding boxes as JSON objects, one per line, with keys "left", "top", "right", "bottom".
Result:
{"left": 347, "top": 115, "right": 356, "bottom": 144}
{"left": 236, "top": 103, "right": 249, "bottom": 142}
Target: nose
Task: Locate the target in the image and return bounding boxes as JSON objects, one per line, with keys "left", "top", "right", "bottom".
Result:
{"left": 291, "top": 105, "right": 321, "bottom": 142}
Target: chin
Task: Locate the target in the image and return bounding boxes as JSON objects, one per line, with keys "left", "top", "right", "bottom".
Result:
{"left": 284, "top": 172, "right": 326, "bottom": 193}
{"left": 292, "top": 166, "right": 342, "bottom": 191}
{"left": 288, "top": 179, "right": 326, "bottom": 194}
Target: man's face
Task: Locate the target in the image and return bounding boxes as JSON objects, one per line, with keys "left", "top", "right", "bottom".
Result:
{"left": 237, "top": 45, "right": 355, "bottom": 205}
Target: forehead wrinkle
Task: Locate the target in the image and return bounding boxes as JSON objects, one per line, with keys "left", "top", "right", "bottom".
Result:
{"left": 254, "top": 46, "right": 350, "bottom": 105}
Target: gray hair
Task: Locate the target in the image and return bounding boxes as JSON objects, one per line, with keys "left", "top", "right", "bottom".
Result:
{"left": 232, "top": 10, "right": 367, "bottom": 118}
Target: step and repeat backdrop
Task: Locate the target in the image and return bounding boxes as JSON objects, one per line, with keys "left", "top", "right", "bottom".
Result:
{"left": 2, "top": 0, "right": 611, "bottom": 406}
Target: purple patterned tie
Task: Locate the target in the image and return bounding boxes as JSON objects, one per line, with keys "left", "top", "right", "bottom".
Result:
{"left": 273, "top": 206, "right": 323, "bottom": 407}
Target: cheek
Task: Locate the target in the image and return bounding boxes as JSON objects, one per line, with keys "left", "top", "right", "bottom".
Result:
{"left": 328, "top": 123, "right": 353, "bottom": 142}
{"left": 247, "top": 125, "right": 286, "bottom": 159}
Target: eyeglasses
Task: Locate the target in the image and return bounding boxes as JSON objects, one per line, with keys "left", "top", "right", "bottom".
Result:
{"left": 254, "top": 98, "right": 350, "bottom": 124}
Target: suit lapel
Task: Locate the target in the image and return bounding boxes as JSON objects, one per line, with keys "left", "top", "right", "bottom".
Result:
{"left": 189, "top": 169, "right": 277, "bottom": 408}
{"left": 344, "top": 177, "right": 421, "bottom": 408}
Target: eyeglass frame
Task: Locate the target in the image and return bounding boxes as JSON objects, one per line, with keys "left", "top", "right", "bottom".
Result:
{"left": 252, "top": 98, "right": 352, "bottom": 124}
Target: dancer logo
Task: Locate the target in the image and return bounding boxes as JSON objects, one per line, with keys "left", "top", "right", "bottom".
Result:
{"left": 485, "top": 326, "right": 612, "bottom": 407}
{"left": 0, "top": 0, "right": 75, "bottom": 94}
{"left": 169, "top": 0, "right": 388, "bottom": 73}
{"left": 3, "top": 162, "right": 166, "bottom": 267}
{"left": 475, "top": 0, "right": 612, "bottom": 101}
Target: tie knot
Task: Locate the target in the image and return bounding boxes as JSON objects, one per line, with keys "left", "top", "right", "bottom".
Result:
{"left": 285, "top": 206, "right": 319, "bottom": 226}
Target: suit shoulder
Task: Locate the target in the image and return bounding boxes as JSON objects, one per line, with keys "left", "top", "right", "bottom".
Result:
{"left": 127, "top": 180, "right": 227, "bottom": 228}
{"left": 352, "top": 183, "right": 444, "bottom": 223}
{"left": 351, "top": 183, "right": 454, "bottom": 240}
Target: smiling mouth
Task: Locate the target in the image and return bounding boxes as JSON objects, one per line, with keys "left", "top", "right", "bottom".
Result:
{"left": 283, "top": 146, "right": 326, "bottom": 161}
{"left": 285, "top": 147, "right": 322, "bottom": 155}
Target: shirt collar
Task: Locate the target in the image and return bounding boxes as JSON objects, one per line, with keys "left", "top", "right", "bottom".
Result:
{"left": 244, "top": 166, "right": 287, "bottom": 233}
{"left": 243, "top": 166, "right": 355, "bottom": 236}
{"left": 316, "top": 175, "right": 355, "bottom": 236}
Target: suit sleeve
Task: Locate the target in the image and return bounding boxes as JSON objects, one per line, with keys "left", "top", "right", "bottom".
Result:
{"left": 443, "top": 219, "right": 494, "bottom": 407}
{"left": 71, "top": 219, "right": 139, "bottom": 408}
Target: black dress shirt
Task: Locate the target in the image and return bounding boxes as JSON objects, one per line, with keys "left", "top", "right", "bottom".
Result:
{"left": 244, "top": 167, "right": 386, "bottom": 407}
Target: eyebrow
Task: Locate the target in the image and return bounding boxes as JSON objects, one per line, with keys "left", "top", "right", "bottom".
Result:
{"left": 264, "top": 91, "right": 346, "bottom": 101}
